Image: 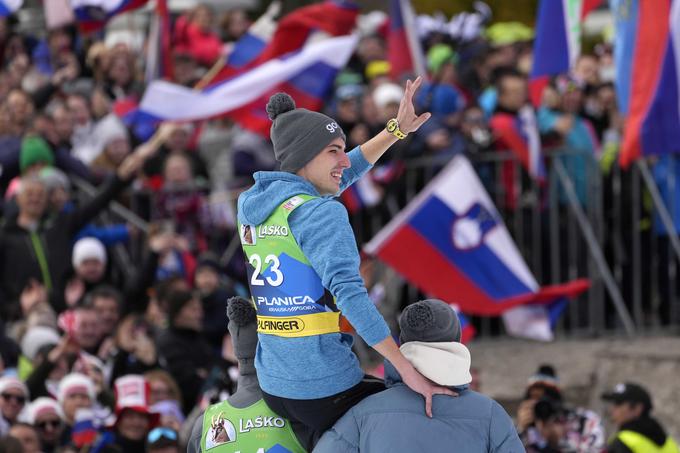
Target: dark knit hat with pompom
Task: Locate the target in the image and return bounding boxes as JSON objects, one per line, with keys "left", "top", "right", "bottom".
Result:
{"left": 399, "top": 299, "right": 461, "bottom": 344}
{"left": 266, "top": 92, "right": 346, "bottom": 173}
{"left": 227, "top": 297, "right": 257, "bottom": 363}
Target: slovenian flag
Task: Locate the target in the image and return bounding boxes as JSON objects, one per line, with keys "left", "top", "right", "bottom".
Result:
{"left": 138, "top": 1, "right": 359, "bottom": 136}
{"left": 70, "top": 0, "right": 149, "bottom": 33}
{"left": 387, "top": 0, "right": 426, "bottom": 80}
{"left": 364, "top": 155, "right": 589, "bottom": 317}
{"left": 618, "top": 0, "right": 680, "bottom": 167}
{"left": 0, "top": 0, "right": 21, "bottom": 16}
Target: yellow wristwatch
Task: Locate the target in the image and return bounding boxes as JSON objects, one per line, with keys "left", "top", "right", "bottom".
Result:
{"left": 386, "top": 118, "right": 407, "bottom": 139}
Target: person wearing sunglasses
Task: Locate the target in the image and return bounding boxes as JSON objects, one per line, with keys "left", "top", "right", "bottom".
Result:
{"left": 24, "top": 397, "right": 64, "bottom": 453}
{"left": 147, "top": 427, "right": 180, "bottom": 453}
{"left": 0, "top": 376, "right": 29, "bottom": 434}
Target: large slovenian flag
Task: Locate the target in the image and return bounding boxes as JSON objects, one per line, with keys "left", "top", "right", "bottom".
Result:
{"left": 529, "top": 0, "right": 597, "bottom": 106}
{"left": 138, "top": 1, "right": 359, "bottom": 136}
{"left": 364, "top": 155, "right": 589, "bottom": 317}
{"left": 489, "top": 106, "right": 546, "bottom": 180}
{"left": 387, "top": 0, "right": 426, "bottom": 81}
{"left": 618, "top": 0, "right": 680, "bottom": 167}
{"left": 70, "top": 0, "right": 149, "bottom": 33}
{"left": 0, "top": 0, "right": 21, "bottom": 16}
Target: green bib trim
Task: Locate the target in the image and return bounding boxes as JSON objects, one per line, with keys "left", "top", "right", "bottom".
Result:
{"left": 201, "top": 399, "right": 305, "bottom": 452}
{"left": 239, "top": 195, "right": 340, "bottom": 338}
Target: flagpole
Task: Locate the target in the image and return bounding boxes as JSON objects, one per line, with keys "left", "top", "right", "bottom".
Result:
{"left": 553, "top": 158, "right": 636, "bottom": 336}
{"left": 636, "top": 159, "right": 680, "bottom": 263}
{"left": 193, "top": 58, "right": 226, "bottom": 90}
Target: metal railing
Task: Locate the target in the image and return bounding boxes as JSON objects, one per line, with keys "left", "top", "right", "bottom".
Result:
{"left": 72, "top": 148, "right": 680, "bottom": 339}
{"left": 348, "top": 149, "right": 680, "bottom": 339}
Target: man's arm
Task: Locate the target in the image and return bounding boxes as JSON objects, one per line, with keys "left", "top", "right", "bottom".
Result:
{"left": 292, "top": 200, "right": 455, "bottom": 417}
{"left": 359, "top": 77, "right": 431, "bottom": 165}
{"left": 67, "top": 124, "right": 178, "bottom": 234}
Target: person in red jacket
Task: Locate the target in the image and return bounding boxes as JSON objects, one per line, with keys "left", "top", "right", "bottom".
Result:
{"left": 174, "top": 5, "right": 224, "bottom": 68}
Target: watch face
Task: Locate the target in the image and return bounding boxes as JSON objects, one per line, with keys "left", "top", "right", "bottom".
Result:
{"left": 386, "top": 120, "right": 397, "bottom": 133}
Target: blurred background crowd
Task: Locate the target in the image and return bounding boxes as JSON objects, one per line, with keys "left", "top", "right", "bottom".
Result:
{"left": 0, "top": 0, "right": 676, "bottom": 451}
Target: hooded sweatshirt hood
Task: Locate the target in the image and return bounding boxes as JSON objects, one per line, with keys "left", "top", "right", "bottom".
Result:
{"left": 238, "top": 171, "right": 322, "bottom": 226}
{"left": 399, "top": 341, "right": 472, "bottom": 387}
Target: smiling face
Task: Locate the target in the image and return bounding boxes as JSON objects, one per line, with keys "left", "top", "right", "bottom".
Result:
{"left": 296, "top": 138, "right": 350, "bottom": 195}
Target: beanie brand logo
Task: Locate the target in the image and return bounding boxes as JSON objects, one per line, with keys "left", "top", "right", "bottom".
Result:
{"left": 326, "top": 122, "right": 340, "bottom": 133}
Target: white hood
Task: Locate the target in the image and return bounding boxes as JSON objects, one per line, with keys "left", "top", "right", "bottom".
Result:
{"left": 399, "top": 341, "right": 472, "bottom": 387}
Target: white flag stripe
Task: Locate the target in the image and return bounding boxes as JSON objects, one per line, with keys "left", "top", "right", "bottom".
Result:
{"left": 503, "top": 305, "right": 554, "bottom": 341}
{"left": 139, "top": 34, "right": 359, "bottom": 122}
{"left": 431, "top": 156, "right": 539, "bottom": 291}
{"left": 70, "top": 0, "right": 124, "bottom": 10}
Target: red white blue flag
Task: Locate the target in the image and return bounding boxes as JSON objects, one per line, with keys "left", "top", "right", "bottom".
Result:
{"left": 70, "top": 0, "right": 149, "bottom": 33}
{"left": 489, "top": 106, "right": 546, "bottom": 181}
{"left": 387, "top": 0, "right": 426, "bottom": 81}
{"left": 529, "top": 0, "right": 603, "bottom": 105}
{"left": 618, "top": 0, "right": 680, "bottom": 167}
{"left": 138, "top": 1, "right": 359, "bottom": 136}
{"left": 364, "top": 155, "right": 589, "bottom": 317}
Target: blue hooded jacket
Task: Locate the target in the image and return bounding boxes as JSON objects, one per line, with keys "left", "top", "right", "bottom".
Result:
{"left": 314, "top": 351, "right": 524, "bottom": 453}
{"left": 237, "top": 147, "right": 391, "bottom": 399}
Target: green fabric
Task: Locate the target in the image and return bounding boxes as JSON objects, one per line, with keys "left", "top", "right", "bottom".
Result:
{"left": 239, "top": 194, "right": 340, "bottom": 337}
{"left": 30, "top": 231, "right": 52, "bottom": 291}
{"left": 201, "top": 399, "right": 305, "bottom": 452}
{"left": 20, "top": 136, "right": 54, "bottom": 173}
{"left": 18, "top": 355, "right": 34, "bottom": 381}
{"left": 618, "top": 430, "right": 679, "bottom": 453}
{"left": 427, "top": 44, "right": 457, "bottom": 74}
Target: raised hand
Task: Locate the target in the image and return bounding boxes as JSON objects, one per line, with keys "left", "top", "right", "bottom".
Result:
{"left": 396, "top": 76, "right": 431, "bottom": 134}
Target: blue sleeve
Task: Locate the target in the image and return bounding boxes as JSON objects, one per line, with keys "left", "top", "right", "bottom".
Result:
{"left": 312, "top": 409, "right": 360, "bottom": 453}
{"left": 338, "top": 146, "right": 372, "bottom": 193}
{"left": 290, "top": 199, "right": 391, "bottom": 346}
{"left": 75, "top": 224, "right": 130, "bottom": 246}
{"left": 489, "top": 401, "right": 525, "bottom": 453}
{"left": 537, "top": 107, "right": 558, "bottom": 134}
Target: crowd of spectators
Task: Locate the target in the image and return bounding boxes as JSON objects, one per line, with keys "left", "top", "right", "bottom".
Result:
{"left": 0, "top": 1, "right": 670, "bottom": 452}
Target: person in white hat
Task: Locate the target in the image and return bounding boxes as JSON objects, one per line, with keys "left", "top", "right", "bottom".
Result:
{"left": 23, "top": 397, "right": 64, "bottom": 453}
{"left": 0, "top": 376, "right": 30, "bottom": 430}
{"left": 57, "top": 373, "right": 95, "bottom": 430}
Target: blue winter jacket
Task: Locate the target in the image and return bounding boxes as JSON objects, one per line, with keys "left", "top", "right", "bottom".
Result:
{"left": 237, "top": 147, "right": 391, "bottom": 399}
{"left": 314, "top": 362, "right": 524, "bottom": 453}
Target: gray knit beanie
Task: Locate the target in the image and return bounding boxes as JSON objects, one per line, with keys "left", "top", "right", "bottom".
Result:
{"left": 227, "top": 297, "right": 258, "bottom": 364}
{"left": 266, "top": 93, "right": 346, "bottom": 173}
{"left": 399, "top": 299, "right": 461, "bottom": 344}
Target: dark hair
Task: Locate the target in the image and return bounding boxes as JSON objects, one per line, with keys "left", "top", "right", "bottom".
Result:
{"left": 493, "top": 67, "right": 525, "bottom": 93}
{"left": 0, "top": 435, "right": 24, "bottom": 453}
{"left": 534, "top": 398, "right": 565, "bottom": 422}
{"left": 83, "top": 285, "right": 123, "bottom": 308}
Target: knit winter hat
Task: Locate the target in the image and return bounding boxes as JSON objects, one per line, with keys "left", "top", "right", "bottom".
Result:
{"left": 0, "top": 376, "right": 29, "bottom": 399}
{"left": 58, "top": 373, "right": 95, "bottom": 405}
{"left": 399, "top": 299, "right": 461, "bottom": 344}
{"left": 23, "top": 397, "right": 64, "bottom": 424}
{"left": 20, "top": 326, "right": 60, "bottom": 361}
{"left": 266, "top": 93, "right": 346, "bottom": 173}
{"left": 20, "top": 136, "right": 55, "bottom": 173}
{"left": 72, "top": 237, "right": 107, "bottom": 268}
{"left": 227, "top": 297, "right": 257, "bottom": 364}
